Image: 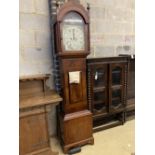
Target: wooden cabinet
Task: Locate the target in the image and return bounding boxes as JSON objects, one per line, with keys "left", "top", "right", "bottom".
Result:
{"left": 87, "top": 56, "right": 128, "bottom": 132}
{"left": 19, "top": 75, "right": 62, "bottom": 155}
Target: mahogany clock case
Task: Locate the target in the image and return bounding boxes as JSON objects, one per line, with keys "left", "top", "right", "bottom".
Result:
{"left": 52, "top": 1, "right": 94, "bottom": 153}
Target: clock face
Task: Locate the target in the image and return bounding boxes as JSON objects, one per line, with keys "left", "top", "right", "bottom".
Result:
{"left": 62, "top": 12, "right": 85, "bottom": 51}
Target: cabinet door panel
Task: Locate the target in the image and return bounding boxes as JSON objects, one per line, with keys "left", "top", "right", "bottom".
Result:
{"left": 93, "top": 65, "right": 108, "bottom": 88}
{"left": 109, "top": 63, "right": 125, "bottom": 112}
{"left": 20, "top": 113, "right": 48, "bottom": 155}
{"left": 91, "top": 64, "right": 108, "bottom": 115}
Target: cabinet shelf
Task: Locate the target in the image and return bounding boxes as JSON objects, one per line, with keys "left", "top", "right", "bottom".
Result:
{"left": 127, "top": 98, "right": 135, "bottom": 105}
{"left": 93, "top": 86, "right": 106, "bottom": 92}
{"left": 93, "top": 100, "right": 106, "bottom": 105}
{"left": 93, "top": 108, "right": 106, "bottom": 114}
{"left": 126, "top": 98, "right": 135, "bottom": 111}
{"left": 111, "top": 104, "right": 122, "bottom": 109}
{"left": 111, "top": 85, "right": 122, "bottom": 89}
{"left": 93, "top": 112, "right": 124, "bottom": 132}
{"left": 112, "top": 97, "right": 121, "bottom": 101}
{"left": 112, "top": 70, "right": 121, "bottom": 74}
{"left": 93, "top": 120, "right": 122, "bottom": 132}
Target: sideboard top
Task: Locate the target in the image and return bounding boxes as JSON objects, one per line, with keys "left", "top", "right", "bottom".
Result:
{"left": 20, "top": 90, "right": 62, "bottom": 109}
{"left": 19, "top": 74, "right": 50, "bottom": 81}
{"left": 19, "top": 74, "right": 62, "bottom": 109}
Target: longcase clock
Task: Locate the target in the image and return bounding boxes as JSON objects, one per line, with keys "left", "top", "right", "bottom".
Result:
{"left": 53, "top": 1, "right": 94, "bottom": 153}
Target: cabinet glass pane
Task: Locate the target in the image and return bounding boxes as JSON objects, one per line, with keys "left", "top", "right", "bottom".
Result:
{"left": 94, "top": 104, "right": 105, "bottom": 110}
{"left": 94, "top": 68, "right": 105, "bottom": 87}
{"left": 93, "top": 91, "right": 106, "bottom": 113}
{"left": 112, "top": 89, "right": 121, "bottom": 107}
{"left": 112, "top": 99, "right": 120, "bottom": 107}
{"left": 94, "top": 91, "right": 105, "bottom": 103}
{"left": 94, "top": 103, "right": 106, "bottom": 113}
{"left": 112, "top": 67, "right": 122, "bottom": 85}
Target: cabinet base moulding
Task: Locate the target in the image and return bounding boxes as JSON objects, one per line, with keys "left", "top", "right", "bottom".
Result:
{"left": 63, "top": 137, "right": 94, "bottom": 154}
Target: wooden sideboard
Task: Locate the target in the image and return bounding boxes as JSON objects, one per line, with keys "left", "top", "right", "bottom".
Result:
{"left": 87, "top": 56, "right": 129, "bottom": 132}
{"left": 19, "top": 74, "right": 62, "bottom": 155}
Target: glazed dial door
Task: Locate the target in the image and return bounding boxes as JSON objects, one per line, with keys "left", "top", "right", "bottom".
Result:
{"left": 61, "top": 12, "right": 85, "bottom": 52}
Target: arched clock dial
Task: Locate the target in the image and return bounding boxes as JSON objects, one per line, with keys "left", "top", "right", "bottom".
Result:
{"left": 61, "top": 12, "right": 85, "bottom": 51}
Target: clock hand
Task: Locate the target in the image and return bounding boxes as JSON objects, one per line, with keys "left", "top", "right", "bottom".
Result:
{"left": 73, "top": 29, "right": 75, "bottom": 40}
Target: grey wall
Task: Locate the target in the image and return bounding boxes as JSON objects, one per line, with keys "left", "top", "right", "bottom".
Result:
{"left": 80, "top": 0, "right": 135, "bottom": 57}
{"left": 19, "top": 0, "right": 54, "bottom": 87}
{"left": 19, "top": 0, "right": 135, "bottom": 136}
{"left": 19, "top": 0, "right": 56, "bottom": 135}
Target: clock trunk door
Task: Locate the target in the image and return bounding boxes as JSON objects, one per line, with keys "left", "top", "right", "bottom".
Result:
{"left": 61, "top": 58, "right": 87, "bottom": 114}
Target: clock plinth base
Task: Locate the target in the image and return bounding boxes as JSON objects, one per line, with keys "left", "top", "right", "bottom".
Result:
{"left": 58, "top": 110, "right": 94, "bottom": 154}
{"left": 63, "top": 137, "right": 94, "bottom": 154}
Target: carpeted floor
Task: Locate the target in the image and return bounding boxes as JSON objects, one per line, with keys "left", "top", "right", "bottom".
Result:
{"left": 50, "top": 120, "right": 135, "bottom": 155}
